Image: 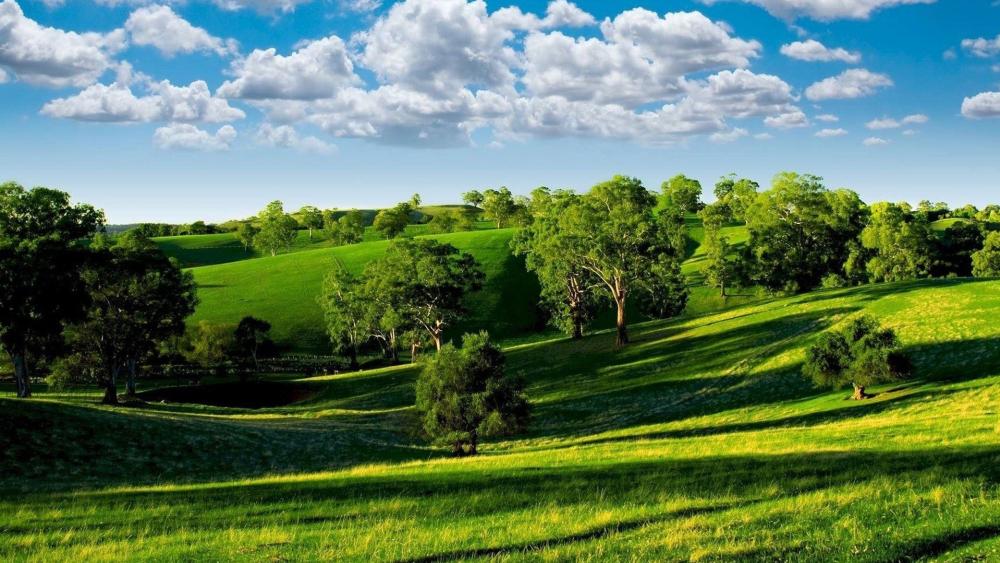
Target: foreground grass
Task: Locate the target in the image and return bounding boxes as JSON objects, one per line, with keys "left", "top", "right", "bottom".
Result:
{"left": 3, "top": 279, "right": 1000, "bottom": 560}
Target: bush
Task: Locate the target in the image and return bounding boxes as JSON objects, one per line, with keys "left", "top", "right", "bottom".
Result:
{"left": 804, "top": 315, "right": 912, "bottom": 400}
{"left": 821, "top": 273, "right": 847, "bottom": 289}
{"left": 414, "top": 332, "right": 530, "bottom": 455}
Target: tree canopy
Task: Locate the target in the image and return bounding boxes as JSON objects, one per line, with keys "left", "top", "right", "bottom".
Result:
{"left": 254, "top": 201, "right": 297, "bottom": 256}
{"left": 804, "top": 315, "right": 911, "bottom": 400}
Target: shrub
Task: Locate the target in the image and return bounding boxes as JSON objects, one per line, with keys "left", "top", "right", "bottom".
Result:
{"left": 804, "top": 315, "right": 912, "bottom": 400}
{"left": 415, "top": 332, "right": 530, "bottom": 455}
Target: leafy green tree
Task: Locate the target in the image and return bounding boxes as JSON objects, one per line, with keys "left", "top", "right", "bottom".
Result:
{"left": 233, "top": 316, "right": 272, "bottom": 376}
{"left": 235, "top": 222, "right": 258, "bottom": 252}
{"left": 462, "top": 190, "right": 484, "bottom": 209}
{"left": 70, "top": 245, "right": 197, "bottom": 402}
{"left": 557, "top": 176, "right": 688, "bottom": 347}
{"left": 298, "top": 206, "right": 323, "bottom": 241}
{"left": 401, "top": 328, "right": 432, "bottom": 362}
{"left": 184, "top": 322, "right": 235, "bottom": 378}
{"left": 410, "top": 193, "right": 422, "bottom": 208}
{"left": 0, "top": 182, "right": 103, "bottom": 397}
{"left": 860, "top": 202, "right": 936, "bottom": 282}
{"left": 933, "top": 221, "right": 984, "bottom": 277}
{"left": 429, "top": 210, "right": 460, "bottom": 234}
{"left": 254, "top": 201, "right": 297, "bottom": 256}
{"left": 482, "top": 187, "right": 520, "bottom": 229}
{"left": 973, "top": 232, "right": 1000, "bottom": 277}
{"left": 713, "top": 175, "right": 759, "bottom": 222}
{"left": 325, "top": 209, "right": 366, "bottom": 245}
{"left": 742, "top": 172, "right": 867, "bottom": 293}
{"left": 661, "top": 174, "right": 703, "bottom": 213}
{"left": 700, "top": 203, "right": 737, "bottom": 297}
{"left": 367, "top": 239, "right": 483, "bottom": 351}
{"left": 319, "top": 264, "right": 371, "bottom": 369}
{"left": 415, "top": 331, "right": 530, "bottom": 456}
{"left": 373, "top": 203, "right": 412, "bottom": 239}
{"left": 804, "top": 316, "right": 912, "bottom": 400}
{"left": 513, "top": 188, "right": 597, "bottom": 339}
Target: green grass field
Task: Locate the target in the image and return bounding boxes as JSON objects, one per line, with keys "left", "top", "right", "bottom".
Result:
{"left": 187, "top": 229, "right": 542, "bottom": 354}
{"left": 3, "top": 278, "right": 1000, "bottom": 560}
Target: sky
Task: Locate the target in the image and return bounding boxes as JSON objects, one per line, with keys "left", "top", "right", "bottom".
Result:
{"left": 0, "top": 0, "right": 998, "bottom": 223}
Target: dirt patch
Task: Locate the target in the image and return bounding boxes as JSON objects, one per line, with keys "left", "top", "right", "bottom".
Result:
{"left": 138, "top": 381, "right": 319, "bottom": 409}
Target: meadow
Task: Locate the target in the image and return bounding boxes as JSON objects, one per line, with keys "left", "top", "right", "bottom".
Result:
{"left": 3, "top": 275, "right": 1000, "bottom": 561}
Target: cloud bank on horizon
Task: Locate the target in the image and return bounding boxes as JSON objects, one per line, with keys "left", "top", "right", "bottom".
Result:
{"left": 3, "top": 0, "right": 997, "bottom": 155}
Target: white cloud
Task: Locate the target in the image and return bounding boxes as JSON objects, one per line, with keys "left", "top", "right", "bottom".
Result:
{"left": 902, "top": 129, "right": 917, "bottom": 135}
{"left": 42, "top": 79, "right": 245, "bottom": 123}
{"left": 209, "top": 0, "right": 312, "bottom": 14}
{"left": 962, "top": 91, "right": 1000, "bottom": 118}
{"left": 492, "top": 0, "right": 595, "bottom": 30}
{"left": 341, "top": 0, "right": 381, "bottom": 13}
{"left": 754, "top": 132, "right": 773, "bottom": 140}
{"left": 710, "top": 127, "right": 748, "bottom": 143}
{"left": 125, "top": 5, "right": 237, "bottom": 58}
{"left": 0, "top": 67, "right": 7, "bottom": 83}
{"left": 154, "top": 123, "right": 236, "bottom": 151}
{"left": 902, "top": 113, "right": 928, "bottom": 124}
{"left": 764, "top": 109, "right": 808, "bottom": 128}
{"left": 815, "top": 113, "right": 839, "bottom": 122}
{"left": 804, "top": 68, "right": 893, "bottom": 100}
{"left": 700, "top": 0, "right": 935, "bottom": 21}
{"left": 863, "top": 136, "right": 888, "bottom": 146}
{"left": 780, "top": 40, "right": 860, "bottom": 63}
{"left": 815, "top": 127, "right": 847, "bottom": 137}
{"left": 0, "top": 0, "right": 125, "bottom": 87}
{"left": 866, "top": 117, "right": 899, "bottom": 129}
{"left": 256, "top": 123, "right": 334, "bottom": 153}
{"left": 962, "top": 34, "right": 1000, "bottom": 58}
{"left": 218, "top": 36, "right": 358, "bottom": 100}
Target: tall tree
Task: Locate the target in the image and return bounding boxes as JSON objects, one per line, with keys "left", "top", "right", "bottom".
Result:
{"left": 860, "top": 202, "right": 936, "bottom": 282}
{"left": 319, "top": 264, "right": 370, "bottom": 369}
{"left": 558, "top": 176, "right": 688, "bottom": 347}
{"left": 700, "top": 203, "right": 737, "bottom": 297}
{"left": 804, "top": 316, "right": 912, "bottom": 400}
{"left": 972, "top": 232, "right": 1000, "bottom": 278}
{"left": 415, "top": 332, "right": 530, "bottom": 456}
{"left": 742, "top": 172, "right": 867, "bottom": 293}
{"left": 482, "top": 187, "right": 519, "bottom": 229}
{"left": 373, "top": 203, "right": 412, "bottom": 239}
{"left": 0, "top": 182, "right": 103, "bottom": 397}
{"left": 254, "top": 201, "right": 297, "bottom": 256}
{"left": 661, "top": 174, "right": 703, "bottom": 213}
{"left": 713, "top": 174, "right": 759, "bottom": 222}
{"left": 298, "top": 206, "right": 323, "bottom": 241}
{"left": 513, "top": 188, "right": 597, "bottom": 339}
{"left": 366, "top": 239, "right": 483, "bottom": 351}
{"left": 233, "top": 316, "right": 272, "bottom": 375}
{"left": 75, "top": 246, "right": 197, "bottom": 402}
{"left": 235, "top": 222, "right": 258, "bottom": 252}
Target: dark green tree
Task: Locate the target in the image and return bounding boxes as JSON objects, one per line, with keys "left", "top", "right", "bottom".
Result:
{"left": 414, "top": 331, "right": 530, "bottom": 456}
{"left": 233, "top": 316, "right": 272, "bottom": 376}
{"left": 236, "top": 222, "right": 258, "bottom": 252}
{"left": 860, "top": 202, "right": 936, "bottom": 282}
{"left": 804, "top": 315, "right": 912, "bottom": 400}
{"left": 973, "top": 232, "right": 1000, "bottom": 278}
{"left": 373, "top": 203, "right": 412, "bottom": 239}
{"left": 462, "top": 190, "right": 484, "bottom": 209}
{"left": 0, "top": 182, "right": 103, "bottom": 397}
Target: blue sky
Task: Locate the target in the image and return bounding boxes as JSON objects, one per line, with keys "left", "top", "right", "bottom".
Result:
{"left": 0, "top": 0, "right": 998, "bottom": 223}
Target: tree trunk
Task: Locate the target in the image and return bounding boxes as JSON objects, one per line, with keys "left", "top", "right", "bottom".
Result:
{"left": 411, "top": 343, "right": 420, "bottom": 363}
{"left": 452, "top": 442, "right": 465, "bottom": 456}
{"left": 348, "top": 346, "right": 359, "bottom": 370}
{"left": 389, "top": 330, "right": 399, "bottom": 364}
{"left": 125, "top": 358, "right": 138, "bottom": 397}
{"left": 12, "top": 351, "right": 31, "bottom": 398}
{"left": 851, "top": 383, "right": 868, "bottom": 401}
{"left": 103, "top": 367, "right": 120, "bottom": 405}
{"left": 615, "top": 296, "right": 628, "bottom": 348}
{"left": 572, "top": 318, "right": 584, "bottom": 340}
{"left": 468, "top": 431, "right": 478, "bottom": 456}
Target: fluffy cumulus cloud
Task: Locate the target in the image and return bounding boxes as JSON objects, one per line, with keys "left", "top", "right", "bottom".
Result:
{"left": 42, "top": 79, "right": 245, "bottom": 123}
{"left": 492, "top": 0, "right": 595, "bottom": 30}
{"left": 125, "top": 5, "right": 237, "bottom": 58}
{"left": 815, "top": 113, "right": 839, "bottom": 122}
{"left": 865, "top": 113, "right": 928, "bottom": 129}
{"left": 256, "top": 123, "right": 335, "bottom": 153}
{"left": 153, "top": 123, "right": 237, "bottom": 151}
{"left": 0, "top": 0, "right": 125, "bottom": 87}
{"left": 962, "top": 92, "right": 1000, "bottom": 119}
{"left": 709, "top": 127, "right": 748, "bottom": 143}
{"left": 218, "top": 36, "right": 358, "bottom": 100}
{"left": 780, "top": 40, "right": 860, "bottom": 63}
{"left": 962, "top": 34, "right": 1000, "bottom": 58}
{"left": 804, "top": 68, "right": 893, "bottom": 100}
{"left": 863, "top": 136, "right": 888, "bottom": 146}
{"left": 521, "top": 10, "right": 761, "bottom": 107}
{"left": 700, "top": 0, "right": 935, "bottom": 21}
{"left": 815, "top": 127, "right": 847, "bottom": 137}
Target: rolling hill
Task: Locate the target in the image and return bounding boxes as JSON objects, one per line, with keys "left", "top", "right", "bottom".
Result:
{"left": 3, "top": 277, "right": 1000, "bottom": 560}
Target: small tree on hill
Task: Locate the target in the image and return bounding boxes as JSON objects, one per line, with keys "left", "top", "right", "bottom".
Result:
{"left": 972, "top": 232, "right": 1000, "bottom": 278}
{"left": 662, "top": 174, "right": 703, "bottom": 213}
{"left": 236, "top": 222, "right": 258, "bottom": 252}
{"left": 233, "top": 316, "right": 272, "bottom": 376}
{"left": 804, "top": 315, "right": 912, "bottom": 400}
{"left": 373, "top": 203, "right": 412, "bottom": 239}
{"left": 254, "top": 201, "right": 297, "bottom": 256}
{"left": 415, "top": 331, "right": 530, "bottom": 456}
{"left": 482, "top": 187, "right": 520, "bottom": 229}
{"left": 184, "top": 322, "right": 235, "bottom": 378}
{"left": 298, "top": 206, "right": 323, "bottom": 241}
{"left": 462, "top": 190, "right": 484, "bottom": 209}
{"left": 700, "top": 203, "right": 737, "bottom": 297}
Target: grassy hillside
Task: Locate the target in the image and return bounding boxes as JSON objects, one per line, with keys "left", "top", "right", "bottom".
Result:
{"left": 3, "top": 278, "right": 1000, "bottom": 560}
{"left": 188, "top": 229, "right": 541, "bottom": 354}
